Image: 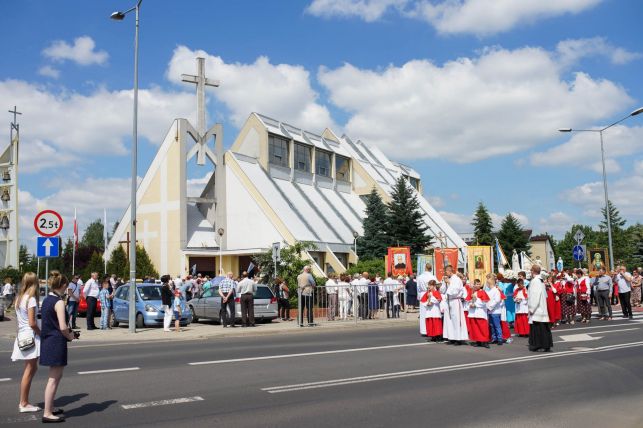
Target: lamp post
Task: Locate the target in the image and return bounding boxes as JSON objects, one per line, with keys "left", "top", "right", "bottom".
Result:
{"left": 217, "top": 228, "right": 225, "bottom": 275}
{"left": 559, "top": 107, "right": 643, "bottom": 271}
{"left": 353, "top": 231, "right": 359, "bottom": 263}
{"left": 111, "top": 0, "right": 143, "bottom": 333}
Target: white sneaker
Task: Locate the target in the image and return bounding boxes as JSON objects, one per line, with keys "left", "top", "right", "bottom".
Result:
{"left": 163, "top": 329, "right": 171, "bottom": 332}
{"left": 19, "top": 404, "right": 41, "bottom": 413}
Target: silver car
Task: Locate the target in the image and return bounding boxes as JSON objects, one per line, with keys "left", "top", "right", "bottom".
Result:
{"left": 189, "top": 283, "right": 278, "bottom": 323}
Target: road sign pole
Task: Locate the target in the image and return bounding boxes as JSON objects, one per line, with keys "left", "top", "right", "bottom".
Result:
{"left": 45, "top": 258, "right": 49, "bottom": 296}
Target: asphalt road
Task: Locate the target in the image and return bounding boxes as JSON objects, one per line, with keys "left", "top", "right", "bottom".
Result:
{"left": 1, "top": 311, "right": 642, "bottom": 428}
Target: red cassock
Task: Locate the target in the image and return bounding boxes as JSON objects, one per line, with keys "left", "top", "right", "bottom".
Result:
{"left": 424, "top": 291, "right": 443, "bottom": 337}
{"left": 514, "top": 314, "right": 529, "bottom": 335}
{"left": 554, "top": 283, "right": 563, "bottom": 322}
{"left": 468, "top": 290, "right": 490, "bottom": 343}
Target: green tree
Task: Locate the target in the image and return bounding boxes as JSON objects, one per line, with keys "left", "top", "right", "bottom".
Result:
{"left": 107, "top": 245, "right": 129, "bottom": 279}
{"left": 61, "top": 238, "right": 74, "bottom": 276}
{"left": 497, "top": 214, "right": 530, "bottom": 258}
{"left": 83, "top": 251, "right": 105, "bottom": 279}
{"left": 627, "top": 223, "right": 643, "bottom": 269}
{"left": 471, "top": 202, "right": 494, "bottom": 245}
{"left": 555, "top": 225, "right": 599, "bottom": 269}
{"left": 19, "top": 245, "right": 37, "bottom": 274}
{"left": 136, "top": 245, "right": 159, "bottom": 279}
{"left": 598, "top": 200, "right": 632, "bottom": 266}
{"left": 358, "top": 188, "right": 391, "bottom": 260}
{"left": 387, "top": 177, "right": 432, "bottom": 256}
{"left": 81, "top": 219, "right": 106, "bottom": 251}
{"left": 0, "top": 266, "right": 21, "bottom": 284}
{"left": 345, "top": 258, "right": 386, "bottom": 278}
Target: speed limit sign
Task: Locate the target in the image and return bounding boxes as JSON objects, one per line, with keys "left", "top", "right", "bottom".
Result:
{"left": 34, "top": 210, "right": 64, "bottom": 237}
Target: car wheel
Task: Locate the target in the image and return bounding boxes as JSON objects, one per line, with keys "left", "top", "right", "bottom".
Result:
{"left": 112, "top": 318, "right": 119, "bottom": 328}
{"left": 135, "top": 313, "right": 145, "bottom": 328}
{"left": 190, "top": 306, "right": 198, "bottom": 323}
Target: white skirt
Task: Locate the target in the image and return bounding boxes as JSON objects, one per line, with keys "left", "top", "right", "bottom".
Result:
{"left": 11, "top": 334, "right": 40, "bottom": 361}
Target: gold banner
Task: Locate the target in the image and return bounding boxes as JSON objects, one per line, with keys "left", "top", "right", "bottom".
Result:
{"left": 467, "top": 246, "right": 492, "bottom": 283}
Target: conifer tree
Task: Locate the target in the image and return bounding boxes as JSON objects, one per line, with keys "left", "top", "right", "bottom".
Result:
{"left": 471, "top": 202, "right": 494, "bottom": 245}
{"left": 387, "top": 177, "right": 432, "bottom": 256}
{"left": 107, "top": 245, "right": 129, "bottom": 279}
{"left": 136, "top": 245, "right": 159, "bottom": 279}
{"left": 497, "top": 213, "right": 529, "bottom": 257}
{"left": 358, "top": 188, "right": 391, "bottom": 260}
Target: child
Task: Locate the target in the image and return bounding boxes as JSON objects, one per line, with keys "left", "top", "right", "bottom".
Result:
{"left": 422, "top": 280, "right": 443, "bottom": 342}
{"left": 392, "top": 285, "right": 401, "bottom": 319}
{"left": 513, "top": 279, "right": 530, "bottom": 336}
{"left": 463, "top": 279, "right": 475, "bottom": 333}
{"left": 468, "top": 280, "right": 490, "bottom": 348}
{"left": 173, "top": 288, "right": 182, "bottom": 332}
{"left": 98, "top": 279, "right": 112, "bottom": 330}
{"left": 498, "top": 289, "right": 512, "bottom": 343}
{"left": 486, "top": 274, "right": 504, "bottom": 345}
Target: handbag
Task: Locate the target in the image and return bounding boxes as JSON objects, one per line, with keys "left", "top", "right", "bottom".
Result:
{"left": 565, "top": 294, "right": 576, "bottom": 305}
{"left": 17, "top": 329, "right": 35, "bottom": 351}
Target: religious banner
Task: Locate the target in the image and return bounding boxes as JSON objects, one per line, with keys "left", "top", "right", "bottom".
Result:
{"left": 387, "top": 247, "right": 413, "bottom": 277}
{"left": 416, "top": 254, "right": 434, "bottom": 276}
{"left": 467, "top": 246, "right": 492, "bottom": 283}
{"left": 588, "top": 248, "right": 609, "bottom": 277}
{"left": 434, "top": 248, "right": 459, "bottom": 280}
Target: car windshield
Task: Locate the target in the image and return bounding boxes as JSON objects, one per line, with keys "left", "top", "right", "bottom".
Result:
{"left": 255, "top": 287, "right": 274, "bottom": 299}
{"left": 138, "top": 286, "right": 162, "bottom": 301}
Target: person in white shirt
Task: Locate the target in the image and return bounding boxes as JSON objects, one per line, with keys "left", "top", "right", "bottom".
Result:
{"left": 83, "top": 272, "right": 100, "bottom": 330}
{"left": 2, "top": 278, "right": 14, "bottom": 309}
{"left": 357, "top": 273, "right": 370, "bottom": 320}
{"left": 614, "top": 265, "right": 633, "bottom": 319}
{"left": 66, "top": 276, "right": 81, "bottom": 329}
{"left": 337, "top": 275, "right": 351, "bottom": 320}
{"left": 528, "top": 265, "right": 553, "bottom": 352}
{"left": 237, "top": 272, "right": 257, "bottom": 327}
{"left": 383, "top": 273, "right": 399, "bottom": 319}
{"left": 350, "top": 274, "right": 360, "bottom": 318}
{"left": 486, "top": 274, "right": 504, "bottom": 345}
{"left": 442, "top": 265, "right": 469, "bottom": 344}
{"left": 416, "top": 263, "right": 437, "bottom": 336}
{"left": 325, "top": 274, "right": 339, "bottom": 321}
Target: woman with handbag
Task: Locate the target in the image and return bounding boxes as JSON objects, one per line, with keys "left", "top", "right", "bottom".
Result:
{"left": 561, "top": 273, "right": 577, "bottom": 325}
{"left": 40, "top": 271, "right": 79, "bottom": 423}
{"left": 11, "top": 272, "right": 41, "bottom": 413}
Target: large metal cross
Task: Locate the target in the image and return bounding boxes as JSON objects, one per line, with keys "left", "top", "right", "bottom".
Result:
{"left": 8, "top": 105, "right": 21, "bottom": 133}
{"left": 181, "top": 57, "right": 220, "bottom": 136}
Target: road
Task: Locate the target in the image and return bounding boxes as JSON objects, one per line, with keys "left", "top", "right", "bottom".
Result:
{"left": 1, "top": 311, "right": 642, "bottom": 427}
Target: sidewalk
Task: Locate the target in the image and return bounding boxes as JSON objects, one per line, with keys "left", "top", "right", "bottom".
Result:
{"left": 0, "top": 312, "right": 417, "bottom": 346}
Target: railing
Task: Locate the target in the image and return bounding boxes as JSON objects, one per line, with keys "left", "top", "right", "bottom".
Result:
{"left": 296, "top": 283, "right": 409, "bottom": 327}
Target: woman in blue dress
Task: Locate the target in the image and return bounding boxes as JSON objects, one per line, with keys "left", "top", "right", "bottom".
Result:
{"left": 40, "top": 271, "right": 78, "bottom": 423}
{"left": 367, "top": 276, "right": 379, "bottom": 319}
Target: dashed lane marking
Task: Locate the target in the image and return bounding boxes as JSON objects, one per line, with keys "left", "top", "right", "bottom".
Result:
{"left": 122, "top": 396, "right": 204, "bottom": 410}
{"left": 78, "top": 367, "right": 140, "bottom": 375}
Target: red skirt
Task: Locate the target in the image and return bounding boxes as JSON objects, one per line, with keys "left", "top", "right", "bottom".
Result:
{"left": 468, "top": 317, "right": 490, "bottom": 342}
{"left": 514, "top": 313, "right": 530, "bottom": 335}
{"left": 425, "top": 318, "right": 443, "bottom": 337}
{"left": 554, "top": 299, "right": 562, "bottom": 322}
{"left": 464, "top": 310, "right": 472, "bottom": 332}
{"left": 501, "top": 321, "right": 511, "bottom": 340}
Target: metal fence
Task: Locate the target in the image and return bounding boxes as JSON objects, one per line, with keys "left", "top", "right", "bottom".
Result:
{"left": 296, "top": 284, "right": 409, "bottom": 327}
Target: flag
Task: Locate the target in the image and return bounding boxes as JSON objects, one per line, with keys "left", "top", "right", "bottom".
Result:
{"left": 247, "top": 261, "right": 256, "bottom": 277}
{"left": 73, "top": 208, "right": 78, "bottom": 249}
{"left": 191, "top": 264, "right": 197, "bottom": 276}
{"left": 495, "top": 237, "right": 508, "bottom": 272}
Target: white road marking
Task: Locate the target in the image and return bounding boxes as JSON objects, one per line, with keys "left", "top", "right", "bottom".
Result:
{"left": 0, "top": 415, "right": 38, "bottom": 424}
{"left": 122, "top": 396, "right": 204, "bottom": 410}
{"left": 0, "top": 378, "right": 11, "bottom": 382}
{"left": 555, "top": 328, "right": 638, "bottom": 343}
{"left": 262, "top": 341, "right": 643, "bottom": 393}
{"left": 552, "top": 322, "right": 641, "bottom": 332}
{"left": 188, "top": 342, "right": 430, "bottom": 365}
{"left": 78, "top": 367, "right": 140, "bottom": 375}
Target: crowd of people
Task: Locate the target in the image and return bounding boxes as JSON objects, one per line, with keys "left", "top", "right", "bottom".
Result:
{"left": 414, "top": 262, "right": 640, "bottom": 352}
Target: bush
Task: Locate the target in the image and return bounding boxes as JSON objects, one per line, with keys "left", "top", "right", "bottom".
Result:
{"left": 346, "top": 258, "right": 386, "bottom": 277}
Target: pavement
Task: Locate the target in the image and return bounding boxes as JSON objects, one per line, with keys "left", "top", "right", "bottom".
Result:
{"left": 0, "top": 308, "right": 642, "bottom": 427}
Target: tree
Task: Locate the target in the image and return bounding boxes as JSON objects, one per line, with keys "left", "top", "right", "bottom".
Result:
{"left": 19, "top": 245, "right": 37, "bottom": 274}
{"left": 599, "top": 200, "right": 632, "bottom": 266}
{"left": 136, "top": 245, "right": 159, "bottom": 279}
{"left": 83, "top": 251, "right": 105, "bottom": 279}
{"left": 471, "top": 202, "right": 493, "bottom": 246}
{"left": 81, "top": 219, "right": 106, "bottom": 251}
{"left": 387, "top": 177, "right": 432, "bottom": 256}
{"left": 358, "top": 188, "right": 391, "bottom": 260}
{"left": 61, "top": 238, "right": 74, "bottom": 276}
{"left": 346, "top": 258, "right": 386, "bottom": 278}
{"left": 107, "top": 245, "right": 129, "bottom": 279}
{"left": 497, "top": 214, "right": 529, "bottom": 258}
{"left": 555, "top": 225, "right": 599, "bottom": 269}
{"left": 627, "top": 223, "right": 643, "bottom": 269}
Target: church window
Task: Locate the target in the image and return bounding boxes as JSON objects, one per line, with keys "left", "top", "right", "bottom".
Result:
{"left": 409, "top": 176, "right": 420, "bottom": 190}
{"left": 294, "top": 143, "right": 311, "bottom": 172}
{"left": 315, "top": 149, "right": 331, "bottom": 177}
{"left": 335, "top": 155, "right": 350, "bottom": 182}
{"left": 269, "top": 134, "right": 289, "bottom": 167}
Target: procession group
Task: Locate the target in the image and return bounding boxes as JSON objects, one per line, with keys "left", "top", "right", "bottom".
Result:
{"left": 415, "top": 263, "right": 640, "bottom": 352}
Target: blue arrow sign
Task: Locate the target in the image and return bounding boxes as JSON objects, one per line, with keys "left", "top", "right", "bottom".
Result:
{"left": 37, "top": 236, "right": 60, "bottom": 258}
{"left": 572, "top": 245, "right": 585, "bottom": 262}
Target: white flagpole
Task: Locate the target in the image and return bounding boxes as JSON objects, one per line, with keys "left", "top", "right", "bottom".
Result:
{"left": 72, "top": 207, "right": 76, "bottom": 276}
{"left": 104, "top": 208, "right": 108, "bottom": 275}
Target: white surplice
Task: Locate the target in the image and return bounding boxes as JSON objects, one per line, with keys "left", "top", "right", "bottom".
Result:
{"left": 443, "top": 274, "right": 469, "bottom": 341}
{"left": 416, "top": 270, "right": 436, "bottom": 335}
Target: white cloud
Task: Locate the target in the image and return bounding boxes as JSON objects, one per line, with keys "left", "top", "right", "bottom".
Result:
{"left": 187, "top": 172, "right": 213, "bottom": 197}
{"left": 557, "top": 37, "right": 642, "bottom": 67}
{"left": 166, "top": 46, "right": 336, "bottom": 132}
{"left": 42, "top": 36, "right": 109, "bottom": 66}
{"left": 426, "top": 195, "right": 444, "bottom": 208}
{"left": 0, "top": 79, "right": 195, "bottom": 170}
{"left": 538, "top": 211, "right": 574, "bottom": 236}
{"left": 38, "top": 65, "right": 60, "bottom": 79}
{"left": 319, "top": 45, "right": 632, "bottom": 162}
{"left": 306, "top": 0, "right": 602, "bottom": 36}
{"left": 530, "top": 125, "right": 643, "bottom": 173}
{"left": 306, "top": 0, "right": 405, "bottom": 22}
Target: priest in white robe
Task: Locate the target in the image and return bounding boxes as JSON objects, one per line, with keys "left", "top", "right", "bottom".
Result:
{"left": 416, "top": 263, "right": 437, "bottom": 336}
{"left": 443, "top": 265, "right": 469, "bottom": 344}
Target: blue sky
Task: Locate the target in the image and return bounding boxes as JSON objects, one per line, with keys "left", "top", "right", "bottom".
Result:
{"left": 2, "top": 0, "right": 643, "bottom": 251}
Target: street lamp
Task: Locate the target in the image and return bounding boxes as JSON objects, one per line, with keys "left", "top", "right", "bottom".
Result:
{"left": 217, "top": 228, "right": 225, "bottom": 276}
{"left": 111, "top": 0, "right": 142, "bottom": 333}
{"left": 353, "top": 231, "right": 359, "bottom": 262}
{"left": 559, "top": 106, "right": 643, "bottom": 271}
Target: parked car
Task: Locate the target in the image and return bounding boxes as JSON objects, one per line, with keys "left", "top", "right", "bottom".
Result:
{"left": 111, "top": 284, "right": 192, "bottom": 328}
{"left": 189, "top": 283, "right": 278, "bottom": 324}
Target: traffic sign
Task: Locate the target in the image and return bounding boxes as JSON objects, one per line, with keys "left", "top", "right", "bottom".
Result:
{"left": 272, "top": 242, "right": 281, "bottom": 263}
{"left": 34, "top": 210, "right": 63, "bottom": 237}
{"left": 574, "top": 229, "right": 585, "bottom": 244}
{"left": 572, "top": 245, "right": 585, "bottom": 262}
{"left": 37, "top": 236, "right": 60, "bottom": 258}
